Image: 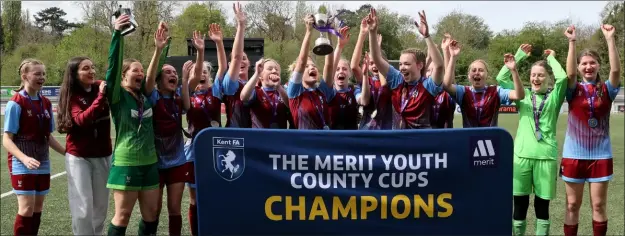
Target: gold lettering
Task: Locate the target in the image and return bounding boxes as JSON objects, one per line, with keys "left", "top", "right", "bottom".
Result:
{"left": 414, "top": 194, "right": 434, "bottom": 218}
{"left": 332, "top": 196, "right": 357, "bottom": 220}
{"left": 265, "top": 196, "right": 282, "bottom": 221}
{"left": 390, "top": 195, "right": 411, "bottom": 219}
{"left": 360, "top": 196, "right": 378, "bottom": 220}
{"left": 286, "top": 196, "right": 306, "bottom": 220}
{"left": 308, "top": 196, "right": 329, "bottom": 220}
{"left": 437, "top": 193, "right": 453, "bottom": 218}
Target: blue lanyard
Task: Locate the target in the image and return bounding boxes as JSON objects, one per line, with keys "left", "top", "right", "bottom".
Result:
{"left": 24, "top": 91, "right": 45, "bottom": 129}
{"left": 401, "top": 78, "right": 423, "bottom": 113}
{"left": 306, "top": 91, "right": 327, "bottom": 127}
{"left": 261, "top": 88, "right": 278, "bottom": 123}
{"left": 581, "top": 84, "right": 597, "bottom": 118}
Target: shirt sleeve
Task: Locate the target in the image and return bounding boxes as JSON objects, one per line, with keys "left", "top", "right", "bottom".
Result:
{"left": 547, "top": 54, "right": 569, "bottom": 106}
{"left": 386, "top": 66, "right": 404, "bottom": 90}
{"left": 287, "top": 72, "right": 305, "bottom": 99}
{"left": 606, "top": 80, "right": 621, "bottom": 101}
{"left": 354, "top": 86, "right": 363, "bottom": 101}
{"left": 148, "top": 89, "right": 160, "bottom": 105}
{"left": 3, "top": 101, "right": 21, "bottom": 134}
{"left": 495, "top": 47, "right": 528, "bottom": 90}
{"left": 105, "top": 30, "right": 123, "bottom": 104}
{"left": 566, "top": 83, "right": 578, "bottom": 102}
{"left": 317, "top": 79, "right": 336, "bottom": 103}
{"left": 222, "top": 72, "right": 240, "bottom": 96}
{"left": 454, "top": 85, "right": 466, "bottom": 105}
{"left": 497, "top": 86, "right": 512, "bottom": 105}
{"left": 423, "top": 77, "right": 443, "bottom": 96}
{"left": 212, "top": 76, "right": 223, "bottom": 100}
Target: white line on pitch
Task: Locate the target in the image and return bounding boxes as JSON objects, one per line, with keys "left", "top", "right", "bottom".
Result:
{"left": 0, "top": 171, "right": 67, "bottom": 199}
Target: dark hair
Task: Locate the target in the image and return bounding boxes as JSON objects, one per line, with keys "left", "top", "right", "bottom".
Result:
{"left": 57, "top": 56, "right": 92, "bottom": 133}
{"left": 400, "top": 48, "right": 427, "bottom": 76}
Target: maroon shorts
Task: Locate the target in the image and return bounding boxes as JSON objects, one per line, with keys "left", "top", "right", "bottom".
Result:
{"left": 560, "top": 158, "right": 613, "bottom": 183}
{"left": 186, "top": 162, "right": 196, "bottom": 188}
{"left": 11, "top": 173, "right": 51, "bottom": 195}
{"left": 159, "top": 163, "right": 191, "bottom": 187}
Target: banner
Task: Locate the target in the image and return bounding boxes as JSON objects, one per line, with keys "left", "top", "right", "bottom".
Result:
{"left": 194, "top": 128, "right": 513, "bottom": 235}
{"left": 0, "top": 86, "right": 60, "bottom": 99}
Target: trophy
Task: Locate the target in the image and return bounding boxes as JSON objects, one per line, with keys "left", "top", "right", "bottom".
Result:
{"left": 311, "top": 10, "right": 345, "bottom": 56}
{"left": 111, "top": 5, "right": 138, "bottom": 36}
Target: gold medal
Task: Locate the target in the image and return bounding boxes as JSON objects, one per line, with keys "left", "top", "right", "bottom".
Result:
{"left": 370, "top": 109, "right": 378, "bottom": 118}
{"left": 210, "top": 121, "right": 220, "bottom": 127}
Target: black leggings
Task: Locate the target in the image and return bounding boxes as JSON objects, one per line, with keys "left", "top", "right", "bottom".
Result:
{"left": 513, "top": 195, "right": 550, "bottom": 220}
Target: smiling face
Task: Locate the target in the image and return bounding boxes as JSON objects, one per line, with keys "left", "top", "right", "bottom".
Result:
{"left": 334, "top": 59, "right": 352, "bottom": 88}
{"left": 192, "top": 63, "right": 212, "bottom": 91}
{"left": 77, "top": 59, "right": 96, "bottom": 87}
{"left": 578, "top": 55, "right": 600, "bottom": 82}
{"left": 122, "top": 60, "right": 145, "bottom": 91}
{"left": 158, "top": 64, "right": 178, "bottom": 92}
{"left": 368, "top": 58, "right": 379, "bottom": 77}
{"left": 530, "top": 64, "right": 550, "bottom": 93}
{"left": 22, "top": 64, "right": 47, "bottom": 91}
{"left": 261, "top": 60, "right": 281, "bottom": 88}
{"left": 468, "top": 60, "right": 488, "bottom": 89}
{"left": 303, "top": 58, "right": 319, "bottom": 85}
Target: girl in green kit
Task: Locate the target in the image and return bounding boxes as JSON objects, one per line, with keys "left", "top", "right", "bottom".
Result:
{"left": 496, "top": 45, "right": 575, "bottom": 236}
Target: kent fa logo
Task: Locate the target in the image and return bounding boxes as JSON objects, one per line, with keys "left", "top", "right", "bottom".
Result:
{"left": 212, "top": 137, "right": 245, "bottom": 181}
{"left": 470, "top": 137, "right": 498, "bottom": 168}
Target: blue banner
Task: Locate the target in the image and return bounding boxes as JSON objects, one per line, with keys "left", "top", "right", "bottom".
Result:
{"left": 40, "top": 87, "right": 61, "bottom": 97}
{"left": 194, "top": 128, "right": 513, "bottom": 235}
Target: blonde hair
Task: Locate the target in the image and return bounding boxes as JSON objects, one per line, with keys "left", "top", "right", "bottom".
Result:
{"left": 468, "top": 59, "right": 490, "bottom": 79}
{"left": 16, "top": 58, "right": 45, "bottom": 92}
{"left": 400, "top": 48, "right": 427, "bottom": 76}
{"left": 191, "top": 61, "right": 215, "bottom": 87}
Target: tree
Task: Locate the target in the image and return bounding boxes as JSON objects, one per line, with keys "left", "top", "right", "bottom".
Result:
{"left": 169, "top": 2, "right": 231, "bottom": 56}
{"left": 76, "top": 1, "right": 120, "bottom": 32}
{"left": 2, "top": 1, "right": 21, "bottom": 52}
{"left": 33, "top": 7, "right": 81, "bottom": 37}
{"left": 434, "top": 10, "right": 492, "bottom": 50}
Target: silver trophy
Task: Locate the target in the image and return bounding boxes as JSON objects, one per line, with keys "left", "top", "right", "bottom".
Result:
{"left": 312, "top": 13, "right": 334, "bottom": 56}
{"left": 111, "top": 5, "right": 138, "bottom": 36}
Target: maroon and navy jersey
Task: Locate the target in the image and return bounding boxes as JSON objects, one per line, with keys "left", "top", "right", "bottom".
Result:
{"left": 355, "top": 76, "right": 393, "bottom": 130}
{"left": 386, "top": 66, "right": 442, "bottom": 129}
{"left": 149, "top": 90, "right": 186, "bottom": 169}
{"left": 187, "top": 86, "right": 222, "bottom": 138}
{"left": 247, "top": 86, "right": 289, "bottom": 129}
{"left": 222, "top": 74, "right": 252, "bottom": 128}
{"left": 430, "top": 91, "right": 457, "bottom": 128}
{"left": 4, "top": 90, "right": 54, "bottom": 174}
{"left": 454, "top": 85, "right": 512, "bottom": 127}
{"left": 563, "top": 81, "right": 620, "bottom": 159}
{"left": 286, "top": 72, "right": 335, "bottom": 130}
{"left": 328, "top": 87, "right": 359, "bottom": 130}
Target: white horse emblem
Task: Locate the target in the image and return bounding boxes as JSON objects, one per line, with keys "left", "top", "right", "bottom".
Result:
{"left": 219, "top": 150, "right": 240, "bottom": 178}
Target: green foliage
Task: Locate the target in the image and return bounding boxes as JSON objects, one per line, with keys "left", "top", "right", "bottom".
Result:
{"left": 2, "top": 1, "right": 22, "bottom": 52}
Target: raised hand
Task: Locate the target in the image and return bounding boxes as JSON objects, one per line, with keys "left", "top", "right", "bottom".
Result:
{"left": 449, "top": 40, "right": 461, "bottom": 57}
{"left": 519, "top": 43, "right": 533, "bottom": 56}
{"left": 564, "top": 25, "right": 576, "bottom": 41}
{"left": 114, "top": 14, "right": 130, "bottom": 31}
{"left": 362, "top": 52, "right": 370, "bottom": 76}
{"left": 99, "top": 81, "right": 107, "bottom": 94}
{"left": 366, "top": 8, "right": 379, "bottom": 33}
{"left": 338, "top": 26, "right": 351, "bottom": 48}
{"left": 504, "top": 53, "right": 516, "bottom": 70}
{"left": 441, "top": 33, "right": 452, "bottom": 50}
{"left": 208, "top": 23, "right": 223, "bottom": 43}
{"left": 304, "top": 14, "right": 315, "bottom": 32}
{"left": 182, "top": 60, "right": 193, "bottom": 81}
{"left": 233, "top": 2, "right": 246, "bottom": 26}
{"left": 601, "top": 24, "right": 615, "bottom": 39}
{"left": 154, "top": 26, "right": 169, "bottom": 49}
{"left": 255, "top": 58, "right": 264, "bottom": 74}
{"left": 359, "top": 17, "right": 368, "bottom": 34}
{"left": 414, "top": 10, "right": 429, "bottom": 37}
{"left": 544, "top": 49, "right": 555, "bottom": 58}
{"left": 377, "top": 33, "right": 382, "bottom": 47}
{"left": 192, "top": 30, "right": 205, "bottom": 50}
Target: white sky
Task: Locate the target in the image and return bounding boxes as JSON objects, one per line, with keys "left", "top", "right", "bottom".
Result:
{"left": 20, "top": 1, "right": 608, "bottom": 34}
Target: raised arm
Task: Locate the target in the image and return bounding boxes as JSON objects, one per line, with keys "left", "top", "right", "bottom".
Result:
{"left": 294, "top": 15, "right": 314, "bottom": 74}
{"left": 105, "top": 15, "right": 130, "bottom": 104}
{"left": 144, "top": 23, "right": 170, "bottom": 95}
{"left": 240, "top": 59, "right": 263, "bottom": 103}
{"left": 322, "top": 27, "right": 342, "bottom": 87}
{"left": 358, "top": 53, "right": 372, "bottom": 106}
{"left": 180, "top": 61, "right": 193, "bottom": 111}
{"left": 210, "top": 23, "right": 227, "bottom": 80}
{"left": 496, "top": 44, "right": 531, "bottom": 89}
{"left": 367, "top": 8, "right": 390, "bottom": 78}
{"left": 441, "top": 34, "right": 452, "bottom": 72}
{"left": 350, "top": 18, "right": 368, "bottom": 84}
{"left": 564, "top": 26, "right": 578, "bottom": 88}
{"left": 503, "top": 53, "right": 525, "bottom": 101}
{"left": 416, "top": 10, "right": 443, "bottom": 85}
{"left": 601, "top": 24, "right": 621, "bottom": 88}
{"left": 333, "top": 26, "right": 351, "bottom": 82}
{"left": 545, "top": 49, "right": 569, "bottom": 102}
{"left": 226, "top": 2, "right": 247, "bottom": 82}
{"left": 188, "top": 30, "right": 205, "bottom": 95}
{"left": 443, "top": 40, "right": 460, "bottom": 96}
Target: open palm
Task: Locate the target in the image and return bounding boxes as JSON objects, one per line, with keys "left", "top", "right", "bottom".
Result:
{"left": 449, "top": 40, "right": 461, "bottom": 56}
{"left": 208, "top": 23, "right": 223, "bottom": 42}
{"left": 192, "top": 30, "right": 205, "bottom": 50}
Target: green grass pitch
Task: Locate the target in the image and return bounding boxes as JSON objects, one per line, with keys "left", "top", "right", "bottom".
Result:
{"left": 0, "top": 114, "right": 623, "bottom": 235}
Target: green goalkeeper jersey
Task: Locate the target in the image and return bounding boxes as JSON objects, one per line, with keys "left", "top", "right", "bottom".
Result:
{"left": 105, "top": 30, "right": 157, "bottom": 166}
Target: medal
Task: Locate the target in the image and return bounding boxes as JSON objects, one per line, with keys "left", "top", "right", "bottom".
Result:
{"left": 210, "top": 120, "right": 220, "bottom": 127}
{"left": 532, "top": 92, "right": 549, "bottom": 142}
{"left": 588, "top": 117, "right": 598, "bottom": 128}
{"left": 370, "top": 109, "right": 378, "bottom": 118}
{"left": 581, "top": 84, "right": 598, "bottom": 129}
{"left": 471, "top": 89, "right": 487, "bottom": 123}
{"left": 323, "top": 125, "right": 330, "bottom": 130}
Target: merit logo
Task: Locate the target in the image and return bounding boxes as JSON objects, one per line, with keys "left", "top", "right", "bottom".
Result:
{"left": 470, "top": 138, "right": 498, "bottom": 168}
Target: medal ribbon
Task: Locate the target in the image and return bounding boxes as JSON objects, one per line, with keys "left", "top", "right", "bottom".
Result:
{"left": 261, "top": 88, "right": 278, "bottom": 124}
{"left": 400, "top": 78, "right": 423, "bottom": 113}
{"left": 531, "top": 91, "right": 550, "bottom": 133}
{"left": 370, "top": 77, "right": 382, "bottom": 104}
{"left": 581, "top": 84, "right": 597, "bottom": 119}
{"left": 306, "top": 92, "right": 327, "bottom": 128}
{"left": 471, "top": 89, "right": 488, "bottom": 122}
{"left": 433, "top": 93, "right": 444, "bottom": 121}
{"left": 24, "top": 91, "right": 45, "bottom": 129}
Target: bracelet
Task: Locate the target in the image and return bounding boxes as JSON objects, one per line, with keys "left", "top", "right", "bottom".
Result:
{"left": 569, "top": 39, "right": 576, "bottom": 42}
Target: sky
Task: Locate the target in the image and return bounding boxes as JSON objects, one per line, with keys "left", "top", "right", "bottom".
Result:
{"left": 19, "top": 1, "right": 609, "bottom": 34}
